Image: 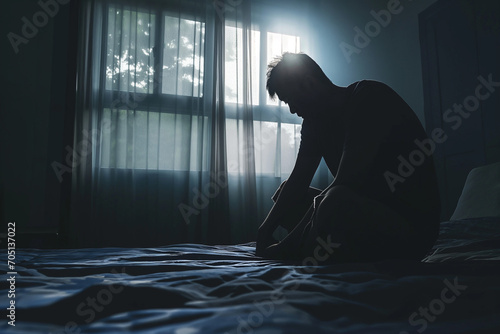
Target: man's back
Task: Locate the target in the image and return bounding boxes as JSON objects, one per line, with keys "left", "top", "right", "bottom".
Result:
{"left": 300, "top": 80, "right": 440, "bottom": 248}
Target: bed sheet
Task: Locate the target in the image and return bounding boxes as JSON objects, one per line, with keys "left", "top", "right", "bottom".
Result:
{"left": 2, "top": 218, "right": 500, "bottom": 334}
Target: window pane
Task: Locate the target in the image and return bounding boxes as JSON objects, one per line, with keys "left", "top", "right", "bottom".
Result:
{"left": 162, "top": 16, "right": 205, "bottom": 96}
{"left": 225, "top": 26, "right": 260, "bottom": 105}
{"left": 266, "top": 32, "right": 301, "bottom": 105}
{"left": 100, "top": 109, "right": 209, "bottom": 171}
{"left": 280, "top": 123, "right": 301, "bottom": 174}
{"left": 253, "top": 121, "right": 278, "bottom": 175}
{"left": 226, "top": 118, "right": 243, "bottom": 173}
{"left": 251, "top": 122, "right": 301, "bottom": 175}
{"left": 227, "top": 119, "right": 278, "bottom": 174}
{"left": 105, "top": 7, "right": 156, "bottom": 94}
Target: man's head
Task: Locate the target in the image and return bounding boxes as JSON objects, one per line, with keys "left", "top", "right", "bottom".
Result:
{"left": 266, "top": 52, "right": 333, "bottom": 118}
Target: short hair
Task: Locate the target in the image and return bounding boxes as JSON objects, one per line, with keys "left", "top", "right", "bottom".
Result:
{"left": 266, "top": 52, "right": 330, "bottom": 99}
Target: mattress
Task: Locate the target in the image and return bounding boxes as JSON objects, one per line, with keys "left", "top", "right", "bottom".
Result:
{"left": 2, "top": 217, "right": 500, "bottom": 334}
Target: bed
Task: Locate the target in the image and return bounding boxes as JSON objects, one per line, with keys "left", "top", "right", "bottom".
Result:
{"left": 2, "top": 163, "right": 500, "bottom": 334}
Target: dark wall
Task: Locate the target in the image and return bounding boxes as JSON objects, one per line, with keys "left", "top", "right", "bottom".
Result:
{"left": 420, "top": 0, "right": 500, "bottom": 219}
{"left": 312, "top": 0, "right": 438, "bottom": 125}
{"left": 1, "top": 0, "right": 72, "bottom": 243}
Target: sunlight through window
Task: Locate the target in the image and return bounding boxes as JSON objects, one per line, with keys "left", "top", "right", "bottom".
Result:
{"left": 266, "top": 32, "right": 301, "bottom": 106}
{"left": 224, "top": 26, "right": 260, "bottom": 105}
{"left": 162, "top": 16, "right": 205, "bottom": 97}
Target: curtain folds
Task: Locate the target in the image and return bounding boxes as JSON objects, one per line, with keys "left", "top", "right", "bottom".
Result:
{"left": 224, "top": 0, "right": 258, "bottom": 242}
{"left": 70, "top": 0, "right": 325, "bottom": 247}
{"left": 208, "top": 1, "right": 230, "bottom": 244}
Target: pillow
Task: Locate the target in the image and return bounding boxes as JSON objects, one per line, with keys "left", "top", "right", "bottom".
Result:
{"left": 450, "top": 161, "right": 500, "bottom": 220}
{"left": 423, "top": 217, "right": 500, "bottom": 262}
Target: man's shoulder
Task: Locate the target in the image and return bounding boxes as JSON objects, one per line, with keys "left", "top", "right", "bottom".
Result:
{"left": 348, "top": 80, "right": 405, "bottom": 112}
{"left": 350, "top": 79, "right": 392, "bottom": 96}
{"left": 345, "top": 79, "right": 416, "bottom": 129}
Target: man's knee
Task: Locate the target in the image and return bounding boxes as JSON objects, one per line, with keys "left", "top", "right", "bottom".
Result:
{"left": 314, "top": 186, "right": 361, "bottom": 232}
{"left": 317, "top": 186, "right": 359, "bottom": 214}
{"left": 323, "top": 185, "right": 359, "bottom": 200}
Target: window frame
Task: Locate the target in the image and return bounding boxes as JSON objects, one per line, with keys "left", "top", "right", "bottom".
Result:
{"left": 99, "top": 1, "right": 305, "bottom": 174}
{"left": 101, "top": 1, "right": 306, "bottom": 122}
{"left": 101, "top": 1, "right": 208, "bottom": 116}
{"left": 223, "top": 21, "right": 305, "bottom": 177}
{"left": 223, "top": 21, "right": 304, "bottom": 125}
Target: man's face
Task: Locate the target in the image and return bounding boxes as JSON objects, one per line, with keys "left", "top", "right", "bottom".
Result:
{"left": 276, "top": 83, "right": 312, "bottom": 119}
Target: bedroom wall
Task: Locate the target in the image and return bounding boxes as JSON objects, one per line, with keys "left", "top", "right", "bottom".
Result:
{"left": 420, "top": 0, "right": 500, "bottom": 219}
{"left": 312, "top": 0, "right": 438, "bottom": 126}
{"left": 1, "top": 0, "right": 71, "bottom": 245}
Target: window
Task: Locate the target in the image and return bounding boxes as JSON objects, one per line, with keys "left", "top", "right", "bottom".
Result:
{"left": 266, "top": 32, "right": 301, "bottom": 106}
{"left": 104, "top": 6, "right": 204, "bottom": 97}
{"left": 100, "top": 3, "right": 303, "bottom": 174}
{"left": 101, "top": 4, "right": 209, "bottom": 170}
{"left": 104, "top": 8, "right": 156, "bottom": 94}
{"left": 224, "top": 27, "right": 302, "bottom": 108}
{"left": 162, "top": 16, "right": 205, "bottom": 96}
{"left": 224, "top": 25, "right": 303, "bottom": 175}
{"left": 224, "top": 26, "right": 260, "bottom": 105}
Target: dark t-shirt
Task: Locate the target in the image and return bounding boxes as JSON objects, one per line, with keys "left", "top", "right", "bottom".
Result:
{"left": 298, "top": 80, "right": 440, "bottom": 242}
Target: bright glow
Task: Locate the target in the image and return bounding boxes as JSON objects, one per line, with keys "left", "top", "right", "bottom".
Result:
{"left": 105, "top": 8, "right": 156, "bottom": 94}
{"left": 225, "top": 26, "right": 260, "bottom": 104}
{"left": 162, "top": 16, "right": 205, "bottom": 96}
{"left": 266, "top": 32, "right": 301, "bottom": 105}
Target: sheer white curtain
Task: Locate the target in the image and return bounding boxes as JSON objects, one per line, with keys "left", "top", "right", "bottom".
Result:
{"left": 69, "top": 0, "right": 327, "bottom": 247}
{"left": 71, "top": 0, "right": 224, "bottom": 247}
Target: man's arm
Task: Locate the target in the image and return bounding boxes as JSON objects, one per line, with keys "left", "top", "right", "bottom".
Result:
{"left": 256, "top": 152, "right": 321, "bottom": 253}
{"left": 332, "top": 83, "right": 394, "bottom": 190}
{"left": 331, "top": 138, "right": 380, "bottom": 190}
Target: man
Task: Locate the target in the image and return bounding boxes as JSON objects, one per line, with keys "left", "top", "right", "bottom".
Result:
{"left": 256, "top": 52, "right": 440, "bottom": 263}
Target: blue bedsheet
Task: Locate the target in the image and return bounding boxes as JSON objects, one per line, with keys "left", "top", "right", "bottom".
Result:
{"left": 2, "top": 218, "right": 500, "bottom": 333}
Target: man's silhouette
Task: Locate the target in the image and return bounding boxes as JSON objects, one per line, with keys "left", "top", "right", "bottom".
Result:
{"left": 256, "top": 53, "right": 440, "bottom": 262}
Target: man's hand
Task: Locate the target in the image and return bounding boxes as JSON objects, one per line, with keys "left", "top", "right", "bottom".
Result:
{"left": 256, "top": 225, "right": 278, "bottom": 256}
{"left": 256, "top": 242, "right": 284, "bottom": 259}
{"left": 256, "top": 237, "right": 301, "bottom": 260}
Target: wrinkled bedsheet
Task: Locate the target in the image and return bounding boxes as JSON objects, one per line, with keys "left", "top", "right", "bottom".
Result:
{"left": 2, "top": 219, "right": 500, "bottom": 334}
